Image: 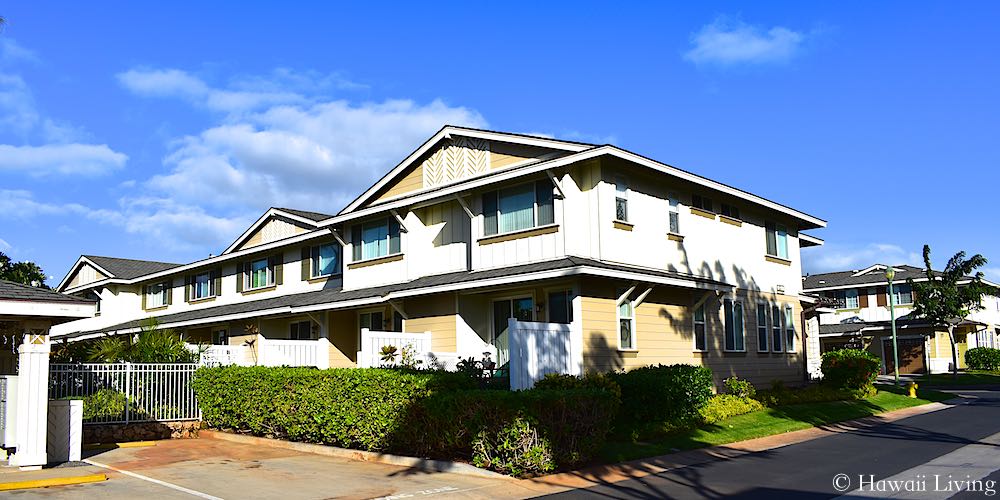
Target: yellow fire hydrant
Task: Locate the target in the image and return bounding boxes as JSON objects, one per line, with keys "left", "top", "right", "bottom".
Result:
{"left": 907, "top": 381, "right": 918, "bottom": 398}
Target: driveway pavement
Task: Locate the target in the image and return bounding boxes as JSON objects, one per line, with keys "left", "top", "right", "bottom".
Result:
{"left": 5, "top": 436, "right": 543, "bottom": 500}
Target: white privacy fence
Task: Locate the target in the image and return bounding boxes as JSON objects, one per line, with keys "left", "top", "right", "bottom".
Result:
{"left": 507, "top": 319, "right": 579, "bottom": 391}
{"left": 357, "top": 329, "right": 432, "bottom": 368}
{"left": 49, "top": 363, "right": 200, "bottom": 424}
{"left": 258, "top": 339, "right": 327, "bottom": 368}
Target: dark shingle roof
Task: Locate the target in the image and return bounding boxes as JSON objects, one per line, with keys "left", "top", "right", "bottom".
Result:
{"left": 84, "top": 255, "right": 182, "bottom": 280}
{"left": 0, "top": 280, "right": 94, "bottom": 303}
{"left": 276, "top": 208, "right": 334, "bottom": 222}
{"left": 62, "top": 257, "right": 730, "bottom": 338}
{"left": 802, "top": 265, "right": 939, "bottom": 290}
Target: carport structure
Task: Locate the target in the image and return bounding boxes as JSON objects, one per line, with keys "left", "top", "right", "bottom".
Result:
{"left": 0, "top": 280, "right": 94, "bottom": 469}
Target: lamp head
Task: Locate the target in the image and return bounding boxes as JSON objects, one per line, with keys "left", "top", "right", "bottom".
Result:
{"left": 885, "top": 267, "right": 895, "bottom": 281}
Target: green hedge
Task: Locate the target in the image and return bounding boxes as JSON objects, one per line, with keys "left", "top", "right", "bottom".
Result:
{"left": 700, "top": 394, "right": 766, "bottom": 423}
{"left": 966, "top": 347, "right": 1000, "bottom": 371}
{"left": 609, "top": 364, "right": 714, "bottom": 429}
{"left": 192, "top": 366, "right": 616, "bottom": 476}
{"left": 821, "top": 349, "right": 880, "bottom": 390}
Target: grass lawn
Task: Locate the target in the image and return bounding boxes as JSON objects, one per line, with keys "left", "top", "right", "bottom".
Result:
{"left": 919, "top": 370, "right": 1000, "bottom": 386}
{"left": 600, "top": 385, "right": 954, "bottom": 463}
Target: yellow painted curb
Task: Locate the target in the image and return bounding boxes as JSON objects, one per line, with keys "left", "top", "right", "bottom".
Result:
{"left": 0, "top": 473, "right": 108, "bottom": 491}
{"left": 83, "top": 441, "right": 157, "bottom": 450}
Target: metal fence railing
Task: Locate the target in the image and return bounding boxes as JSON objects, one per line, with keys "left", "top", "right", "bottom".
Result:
{"left": 49, "top": 363, "right": 200, "bottom": 425}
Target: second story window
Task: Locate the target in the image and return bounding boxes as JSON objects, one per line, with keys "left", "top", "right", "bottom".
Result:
{"left": 145, "top": 281, "right": 170, "bottom": 309}
{"left": 720, "top": 203, "right": 740, "bottom": 220}
{"left": 187, "top": 270, "right": 220, "bottom": 301}
{"left": 668, "top": 193, "right": 680, "bottom": 234}
{"left": 240, "top": 255, "right": 281, "bottom": 291}
{"left": 692, "top": 195, "right": 714, "bottom": 212}
{"left": 482, "top": 181, "right": 554, "bottom": 236}
{"left": 892, "top": 284, "right": 913, "bottom": 305}
{"left": 249, "top": 258, "right": 270, "bottom": 289}
{"left": 351, "top": 218, "right": 401, "bottom": 261}
{"left": 615, "top": 177, "right": 628, "bottom": 222}
{"left": 845, "top": 289, "right": 859, "bottom": 309}
{"left": 311, "top": 243, "right": 341, "bottom": 277}
{"left": 765, "top": 222, "right": 789, "bottom": 260}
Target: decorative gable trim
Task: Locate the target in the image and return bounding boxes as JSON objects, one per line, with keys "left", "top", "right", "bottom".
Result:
{"left": 222, "top": 208, "right": 323, "bottom": 255}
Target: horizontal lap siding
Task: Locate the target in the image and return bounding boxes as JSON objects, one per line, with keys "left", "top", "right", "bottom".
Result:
{"left": 404, "top": 294, "right": 457, "bottom": 352}
{"left": 375, "top": 163, "right": 424, "bottom": 203}
{"left": 328, "top": 310, "right": 357, "bottom": 368}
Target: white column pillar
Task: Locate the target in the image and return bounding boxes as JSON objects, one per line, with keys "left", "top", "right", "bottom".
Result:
{"left": 315, "top": 313, "right": 330, "bottom": 370}
{"left": 11, "top": 323, "right": 50, "bottom": 470}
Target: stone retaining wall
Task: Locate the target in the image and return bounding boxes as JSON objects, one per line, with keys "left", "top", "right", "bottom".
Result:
{"left": 83, "top": 420, "right": 200, "bottom": 444}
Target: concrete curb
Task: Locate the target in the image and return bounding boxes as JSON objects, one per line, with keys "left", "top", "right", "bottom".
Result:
{"left": 526, "top": 399, "right": 958, "bottom": 491}
{"left": 0, "top": 473, "right": 108, "bottom": 491}
{"left": 200, "top": 430, "right": 507, "bottom": 479}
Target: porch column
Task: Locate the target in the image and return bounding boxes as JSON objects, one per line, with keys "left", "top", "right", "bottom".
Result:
{"left": 10, "top": 322, "right": 50, "bottom": 470}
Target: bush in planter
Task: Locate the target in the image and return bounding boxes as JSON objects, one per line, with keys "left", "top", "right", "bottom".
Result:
{"left": 820, "top": 349, "right": 880, "bottom": 390}
{"left": 966, "top": 347, "right": 1000, "bottom": 371}
{"left": 609, "top": 364, "right": 714, "bottom": 430}
{"left": 62, "top": 388, "right": 130, "bottom": 421}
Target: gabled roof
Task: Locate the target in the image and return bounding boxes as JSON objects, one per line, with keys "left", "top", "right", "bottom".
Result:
{"left": 1, "top": 280, "right": 95, "bottom": 304}
{"left": 324, "top": 143, "right": 827, "bottom": 230}
{"left": 84, "top": 255, "right": 182, "bottom": 280}
{"left": 339, "top": 125, "right": 595, "bottom": 215}
{"left": 221, "top": 207, "right": 329, "bottom": 255}
{"left": 56, "top": 255, "right": 182, "bottom": 292}
{"left": 802, "top": 264, "right": 998, "bottom": 291}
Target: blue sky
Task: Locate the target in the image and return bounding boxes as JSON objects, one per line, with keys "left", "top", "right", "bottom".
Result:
{"left": 2, "top": 2, "right": 998, "bottom": 285}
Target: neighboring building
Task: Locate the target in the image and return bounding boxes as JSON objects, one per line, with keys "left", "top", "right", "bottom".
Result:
{"left": 802, "top": 264, "right": 1000, "bottom": 374}
{"left": 0, "top": 280, "right": 95, "bottom": 374}
{"left": 53, "top": 126, "right": 826, "bottom": 386}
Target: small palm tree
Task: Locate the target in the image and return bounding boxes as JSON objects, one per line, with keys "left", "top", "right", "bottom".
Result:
{"left": 88, "top": 318, "right": 196, "bottom": 363}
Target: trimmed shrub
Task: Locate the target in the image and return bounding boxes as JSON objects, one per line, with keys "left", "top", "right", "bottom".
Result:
{"left": 821, "top": 349, "right": 880, "bottom": 390}
{"left": 63, "top": 388, "right": 130, "bottom": 421}
{"left": 700, "top": 394, "right": 766, "bottom": 423}
{"left": 192, "top": 366, "right": 616, "bottom": 475}
{"left": 609, "top": 364, "right": 714, "bottom": 429}
{"left": 723, "top": 377, "right": 756, "bottom": 398}
{"left": 753, "top": 383, "right": 870, "bottom": 407}
{"left": 966, "top": 347, "right": 1000, "bottom": 371}
{"left": 534, "top": 372, "right": 622, "bottom": 402}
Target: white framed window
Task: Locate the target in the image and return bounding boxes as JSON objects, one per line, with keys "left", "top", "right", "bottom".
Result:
{"left": 547, "top": 290, "right": 573, "bottom": 324}
{"left": 845, "top": 289, "right": 859, "bottom": 309}
{"left": 491, "top": 296, "right": 534, "bottom": 345}
{"left": 724, "top": 299, "right": 745, "bottom": 351}
{"left": 482, "top": 181, "right": 554, "bottom": 236}
{"left": 771, "top": 304, "right": 784, "bottom": 352}
{"left": 290, "top": 320, "right": 314, "bottom": 340}
{"left": 618, "top": 295, "right": 636, "bottom": 350}
{"left": 359, "top": 309, "right": 385, "bottom": 333}
{"left": 693, "top": 304, "right": 707, "bottom": 351}
{"left": 192, "top": 272, "right": 213, "bottom": 300}
{"left": 211, "top": 329, "right": 228, "bottom": 346}
{"left": 352, "top": 219, "right": 401, "bottom": 262}
{"left": 615, "top": 177, "right": 629, "bottom": 222}
{"left": 766, "top": 222, "right": 789, "bottom": 259}
{"left": 756, "top": 303, "right": 769, "bottom": 352}
{"left": 668, "top": 193, "right": 681, "bottom": 234}
{"left": 146, "top": 281, "right": 169, "bottom": 308}
{"left": 893, "top": 284, "right": 913, "bottom": 305}
{"left": 247, "top": 258, "right": 272, "bottom": 290}
{"left": 311, "top": 243, "right": 341, "bottom": 277}
{"left": 784, "top": 305, "right": 796, "bottom": 352}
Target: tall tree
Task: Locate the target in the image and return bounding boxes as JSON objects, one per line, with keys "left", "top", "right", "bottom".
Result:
{"left": 0, "top": 252, "right": 50, "bottom": 288}
{"left": 909, "top": 245, "right": 998, "bottom": 379}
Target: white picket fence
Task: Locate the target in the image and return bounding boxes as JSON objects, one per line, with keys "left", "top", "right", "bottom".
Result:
{"left": 357, "top": 329, "right": 432, "bottom": 368}
{"left": 507, "top": 319, "right": 578, "bottom": 390}
{"left": 49, "top": 363, "right": 200, "bottom": 424}
{"left": 259, "top": 339, "right": 327, "bottom": 368}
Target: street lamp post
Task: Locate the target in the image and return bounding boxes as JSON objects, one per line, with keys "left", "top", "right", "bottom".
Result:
{"left": 886, "top": 266, "right": 900, "bottom": 386}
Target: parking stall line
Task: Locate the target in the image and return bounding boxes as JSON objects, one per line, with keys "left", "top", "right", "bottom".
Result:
{"left": 84, "top": 458, "right": 225, "bottom": 500}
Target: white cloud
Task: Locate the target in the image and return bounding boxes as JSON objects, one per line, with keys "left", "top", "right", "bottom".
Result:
{"left": 0, "top": 38, "right": 39, "bottom": 65}
{"left": 0, "top": 238, "right": 10, "bottom": 251}
{"left": 684, "top": 17, "right": 806, "bottom": 66}
{"left": 803, "top": 242, "right": 922, "bottom": 275}
{"left": 0, "top": 143, "right": 127, "bottom": 176}
{"left": 127, "top": 72, "right": 488, "bottom": 214}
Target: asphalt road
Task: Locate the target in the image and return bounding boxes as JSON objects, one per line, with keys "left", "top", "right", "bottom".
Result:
{"left": 543, "top": 390, "right": 1000, "bottom": 499}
